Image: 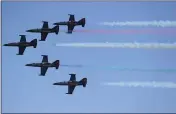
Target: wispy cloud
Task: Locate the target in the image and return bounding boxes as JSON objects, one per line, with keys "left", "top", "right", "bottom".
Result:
{"left": 102, "top": 81, "right": 176, "bottom": 89}
{"left": 56, "top": 42, "right": 176, "bottom": 49}
{"left": 99, "top": 21, "right": 176, "bottom": 27}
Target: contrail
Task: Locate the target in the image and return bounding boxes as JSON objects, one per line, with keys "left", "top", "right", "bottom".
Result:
{"left": 99, "top": 21, "right": 176, "bottom": 27}
{"left": 102, "top": 81, "right": 176, "bottom": 89}
{"left": 56, "top": 42, "right": 176, "bottom": 49}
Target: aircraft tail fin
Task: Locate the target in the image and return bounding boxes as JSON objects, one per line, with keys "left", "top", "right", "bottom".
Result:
{"left": 30, "top": 39, "right": 37, "bottom": 48}
{"left": 52, "top": 25, "right": 59, "bottom": 34}
{"left": 52, "top": 60, "right": 60, "bottom": 69}
{"left": 78, "top": 18, "right": 86, "bottom": 27}
{"left": 79, "top": 78, "right": 87, "bottom": 87}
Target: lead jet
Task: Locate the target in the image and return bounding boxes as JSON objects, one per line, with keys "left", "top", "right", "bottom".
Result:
{"left": 26, "top": 21, "right": 59, "bottom": 41}
{"left": 25, "top": 55, "right": 60, "bottom": 76}
{"left": 53, "top": 74, "right": 87, "bottom": 94}
{"left": 3, "top": 35, "right": 37, "bottom": 55}
{"left": 53, "top": 14, "right": 86, "bottom": 34}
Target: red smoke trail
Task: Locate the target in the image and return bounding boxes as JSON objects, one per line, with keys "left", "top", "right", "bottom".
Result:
{"left": 71, "top": 28, "right": 176, "bottom": 35}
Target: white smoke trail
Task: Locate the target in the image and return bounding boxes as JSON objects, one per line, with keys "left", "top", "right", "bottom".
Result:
{"left": 99, "top": 21, "right": 176, "bottom": 27}
{"left": 102, "top": 81, "right": 176, "bottom": 89}
{"left": 56, "top": 42, "right": 176, "bottom": 49}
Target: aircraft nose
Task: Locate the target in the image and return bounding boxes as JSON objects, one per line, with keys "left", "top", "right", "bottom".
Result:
{"left": 25, "top": 64, "right": 31, "bottom": 66}
{"left": 26, "top": 30, "right": 32, "bottom": 32}
{"left": 3, "top": 44, "right": 8, "bottom": 46}
{"left": 53, "top": 83, "right": 57, "bottom": 85}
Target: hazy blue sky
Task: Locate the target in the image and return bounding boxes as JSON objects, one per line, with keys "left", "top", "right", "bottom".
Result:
{"left": 2, "top": 1, "right": 176, "bottom": 113}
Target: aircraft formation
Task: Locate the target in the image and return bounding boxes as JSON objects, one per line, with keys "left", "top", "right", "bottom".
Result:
{"left": 3, "top": 14, "right": 87, "bottom": 94}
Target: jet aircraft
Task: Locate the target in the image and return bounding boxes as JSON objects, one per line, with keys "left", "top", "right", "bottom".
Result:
{"left": 26, "top": 21, "right": 59, "bottom": 41}
{"left": 53, "top": 14, "right": 86, "bottom": 34}
{"left": 53, "top": 74, "right": 87, "bottom": 94}
{"left": 3, "top": 35, "right": 37, "bottom": 55}
{"left": 25, "top": 55, "right": 60, "bottom": 76}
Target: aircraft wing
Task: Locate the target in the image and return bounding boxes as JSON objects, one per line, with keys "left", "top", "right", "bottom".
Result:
{"left": 42, "top": 21, "right": 49, "bottom": 29}
{"left": 20, "top": 35, "right": 26, "bottom": 42}
{"left": 40, "top": 66, "right": 48, "bottom": 76}
{"left": 69, "top": 14, "right": 75, "bottom": 21}
{"left": 67, "top": 25, "right": 75, "bottom": 33}
{"left": 67, "top": 85, "right": 76, "bottom": 94}
{"left": 69, "top": 74, "right": 76, "bottom": 81}
{"left": 42, "top": 55, "right": 48, "bottom": 63}
{"left": 18, "top": 46, "right": 26, "bottom": 55}
{"left": 40, "top": 32, "right": 48, "bottom": 41}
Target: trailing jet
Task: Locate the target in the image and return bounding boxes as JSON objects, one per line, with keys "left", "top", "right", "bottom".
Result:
{"left": 3, "top": 35, "right": 37, "bottom": 55}
{"left": 53, "top": 74, "right": 87, "bottom": 94}
{"left": 53, "top": 14, "right": 86, "bottom": 34}
{"left": 26, "top": 21, "right": 59, "bottom": 41}
{"left": 25, "top": 55, "right": 60, "bottom": 76}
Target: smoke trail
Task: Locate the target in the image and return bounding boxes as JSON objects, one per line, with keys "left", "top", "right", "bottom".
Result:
{"left": 99, "top": 21, "right": 176, "bottom": 27}
{"left": 91, "top": 67, "right": 176, "bottom": 73}
{"left": 60, "top": 65, "right": 176, "bottom": 73}
{"left": 60, "top": 64, "right": 83, "bottom": 68}
{"left": 102, "top": 81, "right": 176, "bottom": 89}
{"left": 73, "top": 29, "right": 176, "bottom": 35}
{"left": 56, "top": 42, "right": 176, "bottom": 49}
{"left": 57, "top": 29, "right": 176, "bottom": 35}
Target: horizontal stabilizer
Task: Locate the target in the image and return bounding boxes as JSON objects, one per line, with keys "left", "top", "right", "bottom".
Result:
{"left": 52, "top": 25, "right": 59, "bottom": 34}
{"left": 52, "top": 60, "right": 60, "bottom": 69}
{"left": 30, "top": 39, "right": 37, "bottom": 48}
{"left": 78, "top": 18, "right": 86, "bottom": 27}
{"left": 80, "top": 78, "right": 87, "bottom": 87}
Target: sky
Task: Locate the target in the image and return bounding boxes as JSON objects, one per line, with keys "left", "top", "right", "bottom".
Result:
{"left": 2, "top": 1, "right": 176, "bottom": 113}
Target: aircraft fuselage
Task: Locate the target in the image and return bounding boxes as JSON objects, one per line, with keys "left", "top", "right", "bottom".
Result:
{"left": 26, "top": 28, "right": 55, "bottom": 33}
{"left": 25, "top": 62, "right": 55, "bottom": 67}
{"left": 54, "top": 21, "right": 80, "bottom": 26}
{"left": 53, "top": 81, "right": 83, "bottom": 86}
{"left": 3, "top": 42, "right": 32, "bottom": 47}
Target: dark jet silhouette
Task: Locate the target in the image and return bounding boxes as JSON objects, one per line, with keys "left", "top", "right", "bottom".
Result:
{"left": 25, "top": 55, "right": 59, "bottom": 76}
{"left": 3, "top": 35, "right": 37, "bottom": 55}
{"left": 53, "top": 14, "right": 85, "bottom": 34}
{"left": 53, "top": 74, "right": 87, "bottom": 94}
{"left": 26, "top": 21, "right": 59, "bottom": 41}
